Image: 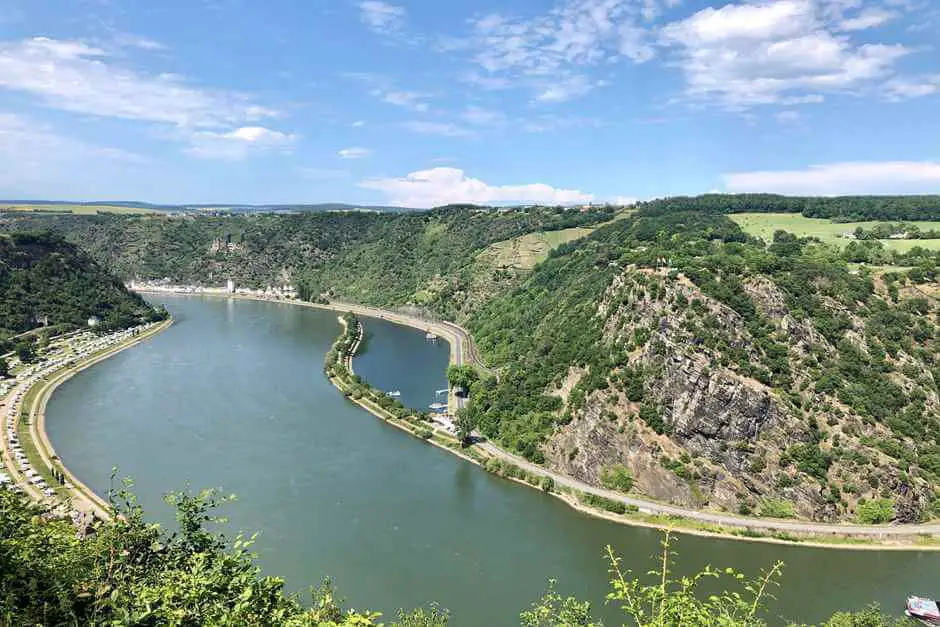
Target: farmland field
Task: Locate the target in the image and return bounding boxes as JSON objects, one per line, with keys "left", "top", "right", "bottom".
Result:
{"left": 730, "top": 212, "right": 940, "bottom": 252}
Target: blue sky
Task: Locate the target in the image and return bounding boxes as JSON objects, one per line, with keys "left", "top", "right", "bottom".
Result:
{"left": 1, "top": 0, "right": 939, "bottom": 207}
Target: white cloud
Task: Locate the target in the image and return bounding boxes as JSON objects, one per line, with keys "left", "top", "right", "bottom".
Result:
{"left": 608, "top": 195, "right": 638, "bottom": 205}
{"left": 402, "top": 121, "right": 473, "bottom": 137}
{"left": 883, "top": 75, "right": 940, "bottom": 100}
{"left": 662, "top": 0, "right": 816, "bottom": 45}
{"left": 186, "top": 126, "right": 296, "bottom": 160}
{"left": 359, "top": 1, "right": 406, "bottom": 35}
{"left": 724, "top": 161, "right": 940, "bottom": 195}
{"left": 838, "top": 8, "right": 897, "bottom": 31}
{"left": 112, "top": 33, "right": 167, "bottom": 51}
{"left": 465, "top": 0, "right": 658, "bottom": 103}
{"left": 352, "top": 120, "right": 366, "bottom": 127}
{"left": 0, "top": 37, "right": 280, "bottom": 128}
{"left": 521, "top": 113, "right": 603, "bottom": 133}
{"left": 379, "top": 90, "right": 429, "bottom": 111}
{"left": 659, "top": 0, "right": 910, "bottom": 108}
{"left": 533, "top": 74, "right": 599, "bottom": 103}
{"left": 359, "top": 167, "right": 594, "bottom": 207}
{"left": 776, "top": 110, "right": 801, "bottom": 123}
{"left": 339, "top": 146, "right": 372, "bottom": 159}
{"left": 460, "top": 106, "right": 506, "bottom": 126}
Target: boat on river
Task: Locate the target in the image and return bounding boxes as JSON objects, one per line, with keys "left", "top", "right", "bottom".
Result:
{"left": 906, "top": 597, "right": 940, "bottom": 625}
{"left": 429, "top": 402, "right": 447, "bottom": 411}
{"left": 385, "top": 390, "right": 401, "bottom": 397}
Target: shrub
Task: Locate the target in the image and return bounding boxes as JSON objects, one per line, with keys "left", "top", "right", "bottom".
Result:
{"left": 855, "top": 498, "right": 895, "bottom": 524}
{"left": 599, "top": 464, "right": 634, "bottom": 492}
{"left": 758, "top": 498, "right": 796, "bottom": 519}
{"left": 639, "top": 403, "right": 670, "bottom": 435}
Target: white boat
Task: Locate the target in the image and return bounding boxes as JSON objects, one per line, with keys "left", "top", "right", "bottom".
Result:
{"left": 386, "top": 390, "right": 401, "bottom": 397}
{"left": 425, "top": 332, "right": 438, "bottom": 341}
{"left": 429, "top": 402, "right": 447, "bottom": 411}
{"left": 907, "top": 597, "right": 940, "bottom": 625}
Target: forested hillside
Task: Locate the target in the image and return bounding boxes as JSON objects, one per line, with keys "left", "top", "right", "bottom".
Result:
{"left": 0, "top": 206, "right": 614, "bottom": 320}
{"left": 639, "top": 193, "right": 940, "bottom": 221}
{"left": 465, "top": 210, "right": 940, "bottom": 522}
{"left": 0, "top": 232, "right": 165, "bottom": 339}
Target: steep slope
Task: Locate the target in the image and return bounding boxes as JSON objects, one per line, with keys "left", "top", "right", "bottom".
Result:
{"left": 467, "top": 211, "right": 940, "bottom": 522}
{"left": 0, "top": 231, "right": 165, "bottom": 338}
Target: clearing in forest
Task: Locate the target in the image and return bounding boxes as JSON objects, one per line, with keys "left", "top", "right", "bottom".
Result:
{"left": 731, "top": 213, "right": 940, "bottom": 252}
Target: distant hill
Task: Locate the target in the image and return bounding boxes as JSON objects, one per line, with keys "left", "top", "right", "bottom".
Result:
{"left": 0, "top": 200, "right": 419, "bottom": 213}
{"left": 0, "top": 231, "right": 166, "bottom": 339}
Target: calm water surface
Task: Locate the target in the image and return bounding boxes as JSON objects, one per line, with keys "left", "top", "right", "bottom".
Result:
{"left": 46, "top": 296, "right": 939, "bottom": 625}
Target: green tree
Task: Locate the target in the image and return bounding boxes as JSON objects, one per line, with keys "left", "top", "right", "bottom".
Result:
{"left": 0, "top": 356, "right": 8, "bottom": 378}
{"left": 446, "top": 365, "right": 479, "bottom": 391}
{"left": 14, "top": 341, "right": 35, "bottom": 364}
{"left": 599, "top": 464, "right": 634, "bottom": 492}
{"left": 454, "top": 408, "right": 476, "bottom": 446}
{"left": 855, "top": 498, "right": 895, "bottom": 524}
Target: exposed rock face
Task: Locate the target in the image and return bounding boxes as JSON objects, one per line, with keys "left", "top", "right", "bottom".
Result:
{"left": 542, "top": 268, "right": 938, "bottom": 522}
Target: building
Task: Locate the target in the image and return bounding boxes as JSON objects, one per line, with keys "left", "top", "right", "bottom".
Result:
{"left": 226, "top": 279, "right": 235, "bottom": 293}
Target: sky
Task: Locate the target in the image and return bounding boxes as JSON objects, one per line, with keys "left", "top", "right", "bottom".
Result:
{"left": 1, "top": 0, "right": 939, "bottom": 207}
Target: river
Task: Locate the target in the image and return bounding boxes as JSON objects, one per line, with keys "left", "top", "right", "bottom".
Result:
{"left": 45, "top": 295, "right": 939, "bottom": 625}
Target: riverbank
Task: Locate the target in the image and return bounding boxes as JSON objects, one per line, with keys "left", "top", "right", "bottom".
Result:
{"left": 131, "top": 289, "right": 940, "bottom": 549}
{"left": 2, "top": 319, "right": 172, "bottom": 520}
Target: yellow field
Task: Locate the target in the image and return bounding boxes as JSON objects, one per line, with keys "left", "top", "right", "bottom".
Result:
{"left": 730, "top": 213, "right": 940, "bottom": 252}
{"left": 0, "top": 204, "right": 157, "bottom": 215}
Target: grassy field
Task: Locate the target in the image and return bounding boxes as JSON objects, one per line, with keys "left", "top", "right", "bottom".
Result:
{"left": 479, "top": 210, "right": 634, "bottom": 271}
{"left": 483, "top": 227, "right": 595, "bottom": 270}
{"left": 0, "top": 204, "right": 157, "bottom": 215}
{"left": 731, "top": 213, "right": 940, "bottom": 252}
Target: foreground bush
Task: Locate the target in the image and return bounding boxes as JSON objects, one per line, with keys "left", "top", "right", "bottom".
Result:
{"left": 0, "top": 486, "right": 910, "bottom": 625}
{"left": 0, "top": 484, "right": 444, "bottom": 626}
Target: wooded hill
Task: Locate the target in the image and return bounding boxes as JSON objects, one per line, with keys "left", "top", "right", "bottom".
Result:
{"left": 465, "top": 209, "right": 940, "bottom": 522}
{"left": 639, "top": 193, "right": 940, "bottom": 221}
{"left": 0, "top": 232, "right": 166, "bottom": 340}
{"left": 0, "top": 206, "right": 614, "bottom": 320}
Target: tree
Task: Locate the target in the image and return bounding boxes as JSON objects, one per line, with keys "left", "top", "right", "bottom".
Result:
{"left": 14, "top": 341, "right": 35, "bottom": 364}
{"left": 0, "top": 356, "right": 8, "bottom": 378}
{"left": 454, "top": 408, "right": 476, "bottom": 446}
{"left": 855, "top": 498, "right": 895, "bottom": 524}
{"left": 446, "top": 365, "right": 479, "bottom": 392}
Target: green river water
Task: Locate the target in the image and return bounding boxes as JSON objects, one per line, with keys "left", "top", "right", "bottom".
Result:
{"left": 45, "top": 295, "right": 938, "bottom": 625}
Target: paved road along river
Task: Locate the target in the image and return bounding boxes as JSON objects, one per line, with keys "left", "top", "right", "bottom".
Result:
{"left": 44, "top": 295, "right": 940, "bottom": 625}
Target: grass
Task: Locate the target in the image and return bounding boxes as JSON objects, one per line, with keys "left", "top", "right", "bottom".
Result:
{"left": 730, "top": 213, "right": 940, "bottom": 252}
{"left": 476, "top": 210, "right": 634, "bottom": 272}
{"left": 0, "top": 204, "right": 157, "bottom": 215}
{"left": 482, "top": 227, "right": 595, "bottom": 270}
